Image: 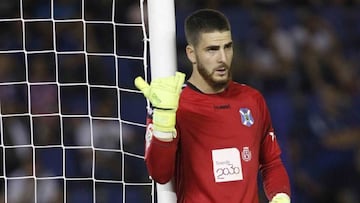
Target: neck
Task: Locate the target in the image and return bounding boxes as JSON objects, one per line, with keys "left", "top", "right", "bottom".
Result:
{"left": 188, "top": 76, "right": 228, "bottom": 94}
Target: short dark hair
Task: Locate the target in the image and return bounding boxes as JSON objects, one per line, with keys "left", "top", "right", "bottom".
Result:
{"left": 184, "top": 9, "right": 231, "bottom": 46}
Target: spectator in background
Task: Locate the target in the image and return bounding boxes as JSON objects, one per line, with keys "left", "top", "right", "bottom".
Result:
{"left": 290, "top": 83, "right": 360, "bottom": 202}
{"left": 246, "top": 10, "right": 296, "bottom": 92}
{"left": 292, "top": 10, "right": 344, "bottom": 94}
{"left": 289, "top": 10, "right": 360, "bottom": 203}
{"left": 8, "top": 152, "right": 62, "bottom": 203}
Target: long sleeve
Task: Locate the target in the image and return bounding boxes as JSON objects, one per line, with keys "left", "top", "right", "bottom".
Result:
{"left": 144, "top": 118, "right": 179, "bottom": 184}
{"left": 260, "top": 151, "right": 291, "bottom": 200}
{"left": 258, "top": 94, "right": 291, "bottom": 200}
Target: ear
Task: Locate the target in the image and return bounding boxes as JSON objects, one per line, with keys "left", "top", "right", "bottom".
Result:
{"left": 186, "top": 44, "right": 196, "bottom": 64}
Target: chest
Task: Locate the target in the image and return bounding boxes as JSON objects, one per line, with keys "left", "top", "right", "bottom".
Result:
{"left": 176, "top": 94, "right": 264, "bottom": 148}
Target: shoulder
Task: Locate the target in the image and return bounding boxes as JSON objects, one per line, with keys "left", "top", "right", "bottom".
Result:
{"left": 228, "top": 82, "right": 269, "bottom": 111}
{"left": 228, "top": 81, "right": 264, "bottom": 99}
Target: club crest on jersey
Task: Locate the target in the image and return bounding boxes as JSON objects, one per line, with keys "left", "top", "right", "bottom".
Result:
{"left": 241, "top": 147, "right": 252, "bottom": 162}
{"left": 239, "top": 108, "right": 254, "bottom": 127}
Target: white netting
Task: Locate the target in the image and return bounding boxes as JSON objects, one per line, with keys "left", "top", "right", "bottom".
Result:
{"left": 0, "top": 0, "right": 153, "bottom": 202}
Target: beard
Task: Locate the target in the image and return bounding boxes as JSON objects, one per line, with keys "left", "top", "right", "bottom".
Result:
{"left": 197, "top": 61, "right": 232, "bottom": 92}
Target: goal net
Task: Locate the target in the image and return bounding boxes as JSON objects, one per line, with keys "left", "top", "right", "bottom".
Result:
{"left": 0, "top": 0, "right": 178, "bottom": 202}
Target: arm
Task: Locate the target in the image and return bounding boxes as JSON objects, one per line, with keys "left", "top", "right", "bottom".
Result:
{"left": 135, "top": 72, "right": 185, "bottom": 183}
{"left": 258, "top": 96, "right": 291, "bottom": 202}
{"left": 259, "top": 129, "right": 291, "bottom": 202}
{"left": 144, "top": 120, "right": 179, "bottom": 183}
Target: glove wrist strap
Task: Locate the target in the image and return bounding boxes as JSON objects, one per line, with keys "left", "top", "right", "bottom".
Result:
{"left": 153, "top": 130, "right": 176, "bottom": 141}
{"left": 153, "top": 109, "right": 176, "bottom": 133}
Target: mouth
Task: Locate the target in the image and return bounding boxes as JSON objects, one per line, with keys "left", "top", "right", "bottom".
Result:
{"left": 214, "top": 67, "right": 228, "bottom": 75}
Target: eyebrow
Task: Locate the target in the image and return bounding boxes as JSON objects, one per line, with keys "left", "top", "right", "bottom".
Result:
{"left": 206, "top": 41, "right": 233, "bottom": 50}
{"left": 224, "top": 41, "right": 233, "bottom": 48}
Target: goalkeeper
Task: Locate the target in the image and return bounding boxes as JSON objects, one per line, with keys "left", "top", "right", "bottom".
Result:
{"left": 135, "top": 9, "right": 291, "bottom": 203}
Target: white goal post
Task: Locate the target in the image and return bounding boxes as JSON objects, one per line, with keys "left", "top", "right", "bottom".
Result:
{"left": 146, "top": 0, "right": 178, "bottom": 202}
{"left": 147, "top": 0, "right": 177, "bottom": 78}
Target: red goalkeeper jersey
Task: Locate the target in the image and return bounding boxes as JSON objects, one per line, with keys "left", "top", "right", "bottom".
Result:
{"left": 145, "top": 81, "right": 290, "bottom": 203}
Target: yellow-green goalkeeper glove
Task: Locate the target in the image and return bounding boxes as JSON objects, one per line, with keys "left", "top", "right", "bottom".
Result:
{"left": 135, "top": 72, "right": 185, "bottom": 135}
{"left": 269, "top": 193, "right": 290, "bottom": 203}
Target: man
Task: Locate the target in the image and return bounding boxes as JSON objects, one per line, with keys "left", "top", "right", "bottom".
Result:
{"left": 135, "top": 9, "right": 291, "bottom": 203}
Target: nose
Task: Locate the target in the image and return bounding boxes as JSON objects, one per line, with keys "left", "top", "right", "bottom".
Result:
{"left": 218, "top": 49, "right": 227, "bottom": 63}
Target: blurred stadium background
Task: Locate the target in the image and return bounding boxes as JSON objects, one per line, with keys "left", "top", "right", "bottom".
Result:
{"left": 0, "top": 0, "right": 359, "bottom": 202}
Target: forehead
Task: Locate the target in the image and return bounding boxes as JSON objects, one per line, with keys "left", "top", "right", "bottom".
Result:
{"left": 197, "top": 31, "right": 232, "bottom": 47}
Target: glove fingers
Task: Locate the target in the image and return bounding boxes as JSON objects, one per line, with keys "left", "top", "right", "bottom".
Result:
{"left": 152, "top": 76, "right": 180, "bottom": 91}
{"left": 151, "top": 72, "right": 185, "bottom": 91}
{"left": 134, "top": 72, "right": 185, "bottom": 109}
{"left": 175, "top": 72, "right": 186, "bottom": 92}
{"left": 134, "top": 76, "right": 150, "bottom": 97}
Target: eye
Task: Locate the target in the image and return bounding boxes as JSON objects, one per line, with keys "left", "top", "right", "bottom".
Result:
{"left": 206, "top": 46, "right": 219, "bottom": 52}
{"left": 224, "top": 42, "right": 233, "bottom": 49}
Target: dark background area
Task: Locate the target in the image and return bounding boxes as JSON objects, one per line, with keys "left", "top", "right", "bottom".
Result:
{"left": 0, "top": 0, "right": 359, "bottom": 202}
